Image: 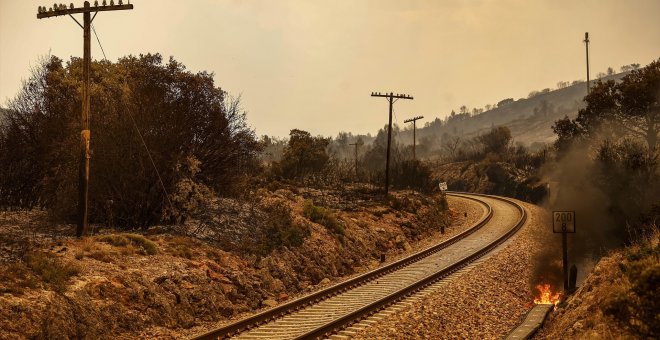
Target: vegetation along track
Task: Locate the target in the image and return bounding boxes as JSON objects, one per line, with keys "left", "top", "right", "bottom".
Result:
{"left": 193, "top": 193, "right": 526, "bottom": 340}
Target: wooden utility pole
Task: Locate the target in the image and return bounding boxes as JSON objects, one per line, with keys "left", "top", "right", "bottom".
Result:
{"left": 370, "top": 92, "right": 414, "bottom": 195}
{"left": 348, "top": 142, "right": 361, "bottom": 179}
{"left": 37, "top": 1, "right": 133, "bottom": 237}
{"left": 584, "top": 32, "right": 590, "bottom": 94}
{"left": 404, "top": 115, "right": 424, "bottom": 160}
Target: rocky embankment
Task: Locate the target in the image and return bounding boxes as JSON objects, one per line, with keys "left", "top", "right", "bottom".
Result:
{"left": 0, "top": 189, "right": 477, "bottom": 339}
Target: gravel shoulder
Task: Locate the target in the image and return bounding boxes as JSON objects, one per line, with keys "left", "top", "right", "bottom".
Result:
{"left": 353, "top": 200, "right": 549, "bottom": 340}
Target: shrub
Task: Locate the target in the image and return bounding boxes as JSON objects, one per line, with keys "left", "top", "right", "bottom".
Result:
{"left": 260, "top": 200, "right": 310, "bottom": 252}
{"left": 302, "top": 200, "right": 345, "bottom": 236}
{"left": 27, "top": 252, "right": 79, "bottom": 292}
{"left": 390, "top": 159, "right": 438, "bottom": 193}
{"left": 602, "top": 229, "right": 660, "bottom": 337}
{"left": 273, "top": 129, "right": 330, "bottom": 179}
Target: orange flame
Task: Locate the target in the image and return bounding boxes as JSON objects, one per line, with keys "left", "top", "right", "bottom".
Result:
{"left": 533, "top": 283, "right": 561, "bottom": 306}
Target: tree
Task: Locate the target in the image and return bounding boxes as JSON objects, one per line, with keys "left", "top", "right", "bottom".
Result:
{"left": 442, "top": 133, "right": 461, "bottom": 160}
{"left": 497, "top": 98, "right": 514, "bottom": 107}
{"left": 478, "top": 126, "right": 512, "bottom": 155}
{"left": 607, "top": 67, "right": 615, "bottom": 76}
{"left": 275, "top": 129, "right": 330, "bottom": 179}
{"left": 556, "top": 59, "right": 660, "bottom": 152}
{"left": 0, "top": 54, "right": 260, "bottom": 226}
{"left": 459, "top": 105, "right": 469, "bottom": 115}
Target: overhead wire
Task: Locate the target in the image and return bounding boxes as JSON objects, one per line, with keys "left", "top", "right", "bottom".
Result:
{"left": 92, "top": 23, "right": 175, "bottom": 214}
{"left": 91, "top": 24, "right": 107, "bottom": 60}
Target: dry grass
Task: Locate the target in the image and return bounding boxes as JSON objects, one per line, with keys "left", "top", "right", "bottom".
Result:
{"left": 161, "top": 236, "right": 198, "bottom": 259}
{"left": 96, "top": 233, "right": 158, "bottom": 255}
{"left": 0, "top": 262, "right": 39, "bottom": 295}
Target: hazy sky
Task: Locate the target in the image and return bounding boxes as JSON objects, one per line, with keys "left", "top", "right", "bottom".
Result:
{"left": 1, "top": 0, "right": 659, "bottom": 138}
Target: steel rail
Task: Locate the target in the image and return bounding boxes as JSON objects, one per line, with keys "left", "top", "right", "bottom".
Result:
{"left": 297, "top": 193, "right": 526, "bottom": 339}
{"left": 192, "top": 193, "right": 492, "bottom": 340}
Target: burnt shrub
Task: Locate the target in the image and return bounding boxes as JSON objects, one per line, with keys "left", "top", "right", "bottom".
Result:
{"left": 390, "top": 159, "right": 438, "bottom": 193}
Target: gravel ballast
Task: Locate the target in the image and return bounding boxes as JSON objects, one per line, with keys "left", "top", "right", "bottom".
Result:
{"left": 353, "top": 201, "right": 549, "bottom": 339}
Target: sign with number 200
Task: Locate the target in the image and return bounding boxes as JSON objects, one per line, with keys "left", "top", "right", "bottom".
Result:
{"left": 553, "top": 211, "right": 576, "bottom": 233}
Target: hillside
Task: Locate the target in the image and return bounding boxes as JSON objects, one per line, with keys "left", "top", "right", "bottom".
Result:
{"left": 396, "top": 72, "right": 629, "bottom": 150}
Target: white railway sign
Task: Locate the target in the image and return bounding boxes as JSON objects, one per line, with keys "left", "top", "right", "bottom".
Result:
{"left": 553, "top": 211, "right": 576, "bottom": 233}
{"left": 439, "top": 182, "right": 448, "bottom": 191}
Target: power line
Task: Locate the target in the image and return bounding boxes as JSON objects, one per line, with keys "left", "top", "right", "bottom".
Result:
{"left": 125, "top": 108, "right": 175, "bottom": 211}
{"left": 92, "top": 24, "right": 107, "bottom": 60}
{"left": 88, "top": 16, "right": 175, "bottom": 216}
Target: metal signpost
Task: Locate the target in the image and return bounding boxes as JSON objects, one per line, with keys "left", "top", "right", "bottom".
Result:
{"left": 553, "top": 211, "right": 575, "bottom": 291}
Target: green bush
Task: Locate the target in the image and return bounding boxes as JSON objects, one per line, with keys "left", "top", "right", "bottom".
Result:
{"left": 27, "top": 252, "right": 79, "bottom": 292}
{"left": 261, "top": 200, "right": 310, "bottom": 252}
{"left": 303, "top": 200, "right": 345, "bottom": 236}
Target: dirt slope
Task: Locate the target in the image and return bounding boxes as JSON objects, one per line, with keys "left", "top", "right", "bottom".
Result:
{"left": 0, "top": 190, "right": 476, "bottom": 339}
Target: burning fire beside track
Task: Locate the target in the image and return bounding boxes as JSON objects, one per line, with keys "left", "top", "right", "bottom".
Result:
{"left": 533, "top": 283, "right": 561, "bottom": 307}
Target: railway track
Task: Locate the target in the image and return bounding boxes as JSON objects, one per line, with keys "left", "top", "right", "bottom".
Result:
{"left": 193, "top": 192, "right": 526, "bottom": 340}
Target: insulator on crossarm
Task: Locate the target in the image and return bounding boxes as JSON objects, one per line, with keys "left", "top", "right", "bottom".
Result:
{"left": 94, "top": 0, "right": 98, "bottom": 6}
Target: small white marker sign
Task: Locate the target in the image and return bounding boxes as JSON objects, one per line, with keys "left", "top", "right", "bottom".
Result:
{"left": 439, "top": 182, "right": 448, "bottom": 191}
{"left": 552, "top": 211, "right": 576, "bottom": 233}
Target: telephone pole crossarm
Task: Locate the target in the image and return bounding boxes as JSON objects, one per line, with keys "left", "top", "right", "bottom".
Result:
{"left": 403, "top": 116, "right": 424, "bottom": 124}
{"left": 370, "top": 92, "right": 414, "bottom": 100}
{"left": 37, "top": 2, "right": 133, "bottom": 19}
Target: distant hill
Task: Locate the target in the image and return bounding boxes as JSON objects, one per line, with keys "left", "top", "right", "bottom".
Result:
{"left": 397, "top": 72, "right": 629, "bottom": 151}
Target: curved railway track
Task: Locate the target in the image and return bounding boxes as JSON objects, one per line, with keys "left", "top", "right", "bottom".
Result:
{"left": 193, "top": 192, "right": 526, "bottom": 340}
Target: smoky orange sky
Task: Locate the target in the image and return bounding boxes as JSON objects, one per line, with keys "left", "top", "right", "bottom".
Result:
{"left": 1, "top": 0, "right": 659, "bottom": 138}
